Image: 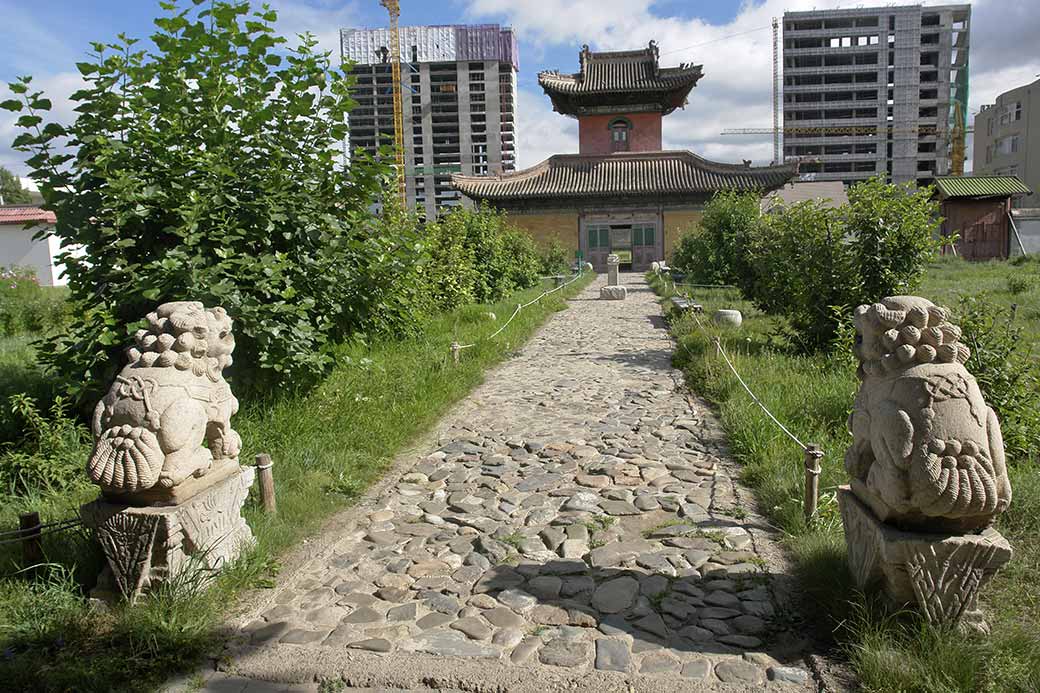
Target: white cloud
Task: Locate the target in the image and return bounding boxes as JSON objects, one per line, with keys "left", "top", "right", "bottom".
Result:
{"left": 515, "top": 87, "right": 577, "bottom": 167}
{"left": 269, "top": 0, "right": 362, "bottom": 57}
{"left": 466, "top": 0, "right": 1037, "bottom": 168}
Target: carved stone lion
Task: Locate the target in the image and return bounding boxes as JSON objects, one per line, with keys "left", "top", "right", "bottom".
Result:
{"left": 88, "top": 301, "right": 240, "bottom": 495}
{"left": 846, "top": 296, "right": 1012, "bottom": 532}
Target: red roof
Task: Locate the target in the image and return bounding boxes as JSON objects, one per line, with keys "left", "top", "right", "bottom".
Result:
{"left": 0, "top": 206, "right": 56, "bottom": 225}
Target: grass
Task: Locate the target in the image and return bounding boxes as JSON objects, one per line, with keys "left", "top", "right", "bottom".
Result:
{"left": 649, "top": 260, "right": 1040, "bottom": 693}
{"left": 0, "top": 272, "right": 595, "bottom": 692}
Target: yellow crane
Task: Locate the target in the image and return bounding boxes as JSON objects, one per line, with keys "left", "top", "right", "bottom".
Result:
{"left": 379, "top": 0, "right": 406, "bottom": 207}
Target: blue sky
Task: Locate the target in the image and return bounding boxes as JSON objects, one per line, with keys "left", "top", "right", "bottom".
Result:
{"left": 3, "top": 0, "right": 1038, "bottom": 179}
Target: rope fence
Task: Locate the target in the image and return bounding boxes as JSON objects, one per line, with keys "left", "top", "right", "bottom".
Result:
{"left": 672, "top": 285, "right": 826, "bottom": 525}
{"left": 450, "top": 268, "right": 586, "bottom": 363}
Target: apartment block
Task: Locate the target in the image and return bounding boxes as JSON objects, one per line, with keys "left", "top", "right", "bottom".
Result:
{"left": 974, "top": 77, "right": 1040, "bottom": 208}
{"left": 340, "top": 24, "right": 518, "bottom": 218}
{"left": 782, "top": 4, "right": 970, "bottom": 187}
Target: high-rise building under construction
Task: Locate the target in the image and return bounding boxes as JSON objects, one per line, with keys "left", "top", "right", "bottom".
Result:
{"left": 340, "top": 24, "right": 518, "bottom": 218}
{"left": 782, "top": 4, "right": 970, "bottom": 187}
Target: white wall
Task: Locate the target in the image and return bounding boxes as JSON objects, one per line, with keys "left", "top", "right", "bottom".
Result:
{"left": 0, "top": 222, "right": 66, "bottom": 286}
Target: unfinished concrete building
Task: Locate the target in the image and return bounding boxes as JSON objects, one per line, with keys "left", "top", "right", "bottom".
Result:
{"left": 340, "top": 24, "right": 518, "bottom": 218}
{"left": 782, "top": 4, "right": 970, "bottom": 187}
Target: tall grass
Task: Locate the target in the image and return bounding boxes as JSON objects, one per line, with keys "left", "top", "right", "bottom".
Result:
{"left": 649, "top": 270, "right": 1040, "bottom": 692}
{"left": 0, "top": 272, "right": 595, "bottom": 692}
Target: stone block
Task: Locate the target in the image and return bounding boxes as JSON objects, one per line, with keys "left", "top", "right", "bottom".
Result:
{"left": 838, "top": 486, "right": 1011, "bottom": 629}
{"left": 599, "top": 285, "right": 628, "bottom": 301}
{"left": 82, "top": 465, "right": 255, "bottom": 602}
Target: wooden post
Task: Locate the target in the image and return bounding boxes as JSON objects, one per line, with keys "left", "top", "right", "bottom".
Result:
{"left": 450, "top": 341, "right": 461, "bottom": 365}
{"left": 19, "top": 512, "right": 43, "bottom": 568}
{"left": 255, "top": 454, "right": 276, "bottom": 515}
{"left": 804, "top": 444, "right": 823, "bottom": 525}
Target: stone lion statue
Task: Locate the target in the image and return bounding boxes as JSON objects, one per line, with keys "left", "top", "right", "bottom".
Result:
{"left": 845, "top": 296, "right": 1011, "bottom": 532}
{"left": 88, "top": 301, "right": 241, "bottom": 495}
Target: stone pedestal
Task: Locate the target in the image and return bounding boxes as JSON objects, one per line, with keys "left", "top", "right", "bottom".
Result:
{"left": 838, "top": 486, "right": 1012, "bottom": 630}
{"left": 602, "top": 254, "right": 626, "bottom": 300}
{"left": 82, "top": 464, "right": 255, "bottom": 602}
{"left": 607, "top": 256, "right": 620, "bottom": 286}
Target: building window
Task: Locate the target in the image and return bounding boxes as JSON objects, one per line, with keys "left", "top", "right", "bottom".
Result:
{"left": 587, "top": 226, "right": 610, "bottom": 249}
{"left": 633, "top": 224, "right": 656, "bottom": 246}
{"left": 608, "top": 118, "right": 632, "bottom": 152}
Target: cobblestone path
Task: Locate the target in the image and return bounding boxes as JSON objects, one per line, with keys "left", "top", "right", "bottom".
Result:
{"left": 179, "top": 274, "right": 816, "bottom": 693}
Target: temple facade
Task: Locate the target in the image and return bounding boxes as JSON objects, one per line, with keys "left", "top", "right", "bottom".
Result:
{"left": 452, "top": 42, "right": 798, "bottom": 271}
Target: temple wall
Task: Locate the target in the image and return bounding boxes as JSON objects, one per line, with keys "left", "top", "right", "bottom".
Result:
{"left": 504, "top": 206, "right": 703, "bottom": 267}
{"left": 663, "top": 209, "right": 703, "bottom": 260}
{"left": 506, "top": 211, "right": 581, "bottom": 251}
{"left": 578, "top": 113, "right": 662, "bottom": 155}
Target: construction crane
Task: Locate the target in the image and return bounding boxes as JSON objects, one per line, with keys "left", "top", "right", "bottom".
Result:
{"left": 771, "top": 17, "right": 780, "bottom": 165}
{"left": 379, "top": 0, "right": 406, "bottom": 207}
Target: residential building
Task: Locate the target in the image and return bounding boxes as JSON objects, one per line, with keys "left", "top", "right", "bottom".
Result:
{"left": 973, "top": 77, "right": 1040, "bottom": 208}
{"left": 782, "top": 4, "right": 970, "bottom": 187}
{"left": 340, "top": 24, "right": 518, "bottom": 218}
{"left": 0, "top": 205, "right": 64, "bottom": 285}
{"left": 453, "top": 43, "right": 796, "bottom": 272}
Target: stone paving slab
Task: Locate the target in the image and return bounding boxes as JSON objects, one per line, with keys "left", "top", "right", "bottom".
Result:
{"left": 177, "top": 274, "right": 816, "bottom": 692}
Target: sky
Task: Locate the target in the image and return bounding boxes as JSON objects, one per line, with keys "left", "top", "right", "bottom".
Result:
{"left": 2, "top": 0, "right": 1039, "bottom": 186}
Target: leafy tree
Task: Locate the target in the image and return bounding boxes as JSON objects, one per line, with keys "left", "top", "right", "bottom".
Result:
{"left": 844, "top": 177, "right": 942, "bottom": 304}
{"left": 0, "top": 166, "right": 31, "bottom": 204}
{"left": 3, "top": 0, "right": 394, "bottom": 401}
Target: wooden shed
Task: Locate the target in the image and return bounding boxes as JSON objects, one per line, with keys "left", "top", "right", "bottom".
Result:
{"left": 935, "top": 176, "right": 1032, "bottom": 261}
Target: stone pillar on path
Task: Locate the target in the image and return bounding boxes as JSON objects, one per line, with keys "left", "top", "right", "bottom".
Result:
{"left": 839, "top": 296, "right": 1012, "bottom": 631}
{"left": 600, "top": 254, "right": 627, "bottom": 300}
{"left": 80, "top": 301, "right": 255, "bottom": 602}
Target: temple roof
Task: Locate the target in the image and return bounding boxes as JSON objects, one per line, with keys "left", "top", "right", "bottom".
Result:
{"left": 538, "top": 42, "right": 703, "bottom": 116}
{"left": 452, "top": 151, "right": 797, "bottom": 204}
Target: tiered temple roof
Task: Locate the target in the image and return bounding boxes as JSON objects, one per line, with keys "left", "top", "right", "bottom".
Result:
{"left": 537, "top": 42, "right": 703, "bottom": 116}
{"left": 453, "top": 151, "right": 798, "bottom": 205}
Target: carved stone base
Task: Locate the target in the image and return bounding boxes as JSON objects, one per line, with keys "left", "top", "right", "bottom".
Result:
{"left": 600, "top": 285, "right": 628, "bottom": 300}
{"left": 82, "top": 465, "right": 255, "bottom": 602}
{"left": 838, "top": 486, "right": 1012, "bottom": 630}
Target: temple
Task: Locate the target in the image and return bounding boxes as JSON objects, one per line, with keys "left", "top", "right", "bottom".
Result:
{"left": 453, "top": 42, "right": 798, "bottom": 272}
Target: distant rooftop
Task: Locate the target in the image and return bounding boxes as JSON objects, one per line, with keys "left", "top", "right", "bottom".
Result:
{"left": 763, "top": 181, "right": 849, "bottom": 211}
{"left": 935, "top": 176, "right": 1032, "bottom": 199}
{"left": 0, "top": 205, "right": 56, "bottom": 225}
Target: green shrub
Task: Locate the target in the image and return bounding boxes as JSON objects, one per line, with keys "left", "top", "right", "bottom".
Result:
{"left": 0, "top": 267, "right": 68, "bottom": 336}
{"left": 956, "top": 295, "right": 1040, "bottom": 464}
{"left": 502, "top": 227, "right": 542, "bottom": 294}
{"left": 425, "top": 211, "right": 478, "bottom": 311}
{"left": 672, "top": 189, "right": 760, "bottom": 285}
{"left": 3, "top": 1, "right": 402, "bottom": 402}
{"left": 0, "top": 393, "right": 89, "bottom": 495}
{"left": 679, "top": 178, "right": 941, "bottom": 351}
{"left": 539, "top": 240, "right": 571, "bottom": 276}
